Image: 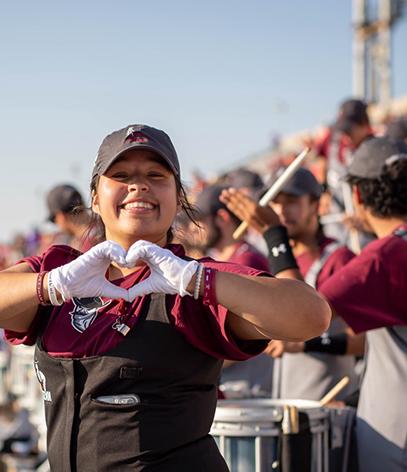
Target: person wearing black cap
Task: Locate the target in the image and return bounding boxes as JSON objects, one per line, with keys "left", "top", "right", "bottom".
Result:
{"left": 0, "top": 124, "right": 330, "bottom": 471}
{"left": 224, "top": 167, "right": 264, "bottom": 194}
{"left": 316, "top": 98, "right": 375, "bottom": 247}
{"left": 46, "top": 184, "right": 93, "bottom": 251}
{"left": 223, "top": 167, "right": 270, "bottom": 257}
{"left": 318, "top": 137, "right": 407, "bottom": 472}
{"left": 221, "top": 168, "right": 362, "bottom": 401}
{"left": 334, "top": 98, "right": 373, "bottom": 148}
{"left": 192, "top": 184, "right": 269, "bottom": 272}
{"left": 192, "top": 184, "right": 273, "bottom": 398}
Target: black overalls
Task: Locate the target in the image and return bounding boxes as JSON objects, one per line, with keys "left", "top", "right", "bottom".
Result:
{"left": 34, "top": 293, "right": 229, "bottom": 471}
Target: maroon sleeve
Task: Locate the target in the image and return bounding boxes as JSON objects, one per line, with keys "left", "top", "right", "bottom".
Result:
{"left": 172, "top": 259, "right": 271, "bottom": 361}
{"left": 231, "top": 251, "right": 270, "bottom": 273}
{"left": 20, "top": 254, "right": 43, "bottom": 273}
{"left": 319, "top": 241, "right": 406, "bottom": 333}
{"left": 316, "top": 246, "right": 355, "bottom": 288}
{"left": 4, "top": 245, "right": 80, "bottom": 346}
{"left": 4, "top": 311, "right": 50, "bottom": 346}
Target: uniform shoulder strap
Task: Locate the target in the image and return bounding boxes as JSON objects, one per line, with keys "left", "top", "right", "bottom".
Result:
{"left": 304, "top": 242, "right": 342, "bottom": 288}
{"left": 387, "top": 326, "right": 407, "bottom": 350}
{"left": 386, "top": 228, "right": 407, "bottom": 347}
{"left": 393, "top": 227, "right": 407, "bottom": 241}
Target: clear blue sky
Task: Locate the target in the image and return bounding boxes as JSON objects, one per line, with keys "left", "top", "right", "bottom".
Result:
{"left": 1, "top": 1, "right": 406, "bottom": 243}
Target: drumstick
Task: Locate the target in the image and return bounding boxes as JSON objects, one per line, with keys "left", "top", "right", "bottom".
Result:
{"left": 282, "top": 405, "right": 299, "bottom": 434}
{"left": 341, "top": 182, "right": 361, "bottom": 254}
{"left": 232, "top": 147, "right": 310, "bottom": 240}
{"left": 319, "top": 376, "right": 350, "bottom": 406}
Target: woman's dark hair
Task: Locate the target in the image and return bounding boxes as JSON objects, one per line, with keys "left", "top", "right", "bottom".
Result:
{"left": 84, "top": 169, "right": 200, "bottom": 245}
{"left": 346, "top": 157, "right": 407, "bottom": 217}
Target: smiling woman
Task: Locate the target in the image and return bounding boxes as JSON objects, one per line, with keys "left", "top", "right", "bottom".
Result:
{"left": 0, "top": 124, "right": 330, "bottom": 472}
{"left": 92, "top": 150, "right": 180, "bottom": 251}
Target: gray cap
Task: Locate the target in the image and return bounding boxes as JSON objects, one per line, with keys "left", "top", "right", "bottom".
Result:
{"left": 348, "top": 136, "right": 407, "bottom": 178}
{"left": 276, "top": 167, "right": 322, "bottom": 199}
{"left": 46, "top": 184, "right": 84, "bottom": 222}
{"left": 92, "top": 124, "right": 180, "bottom": 179}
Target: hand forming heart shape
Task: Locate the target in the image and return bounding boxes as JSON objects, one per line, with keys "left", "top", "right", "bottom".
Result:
{"left": 49, "top": 240, "right": 200, "bottom": 303}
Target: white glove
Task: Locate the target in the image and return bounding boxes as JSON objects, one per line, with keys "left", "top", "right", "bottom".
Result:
{"left": 125, "top": 240, "right": 199, "bottom": 299}
{"left": 49, "top": 240, "right": 130, "bottom": 302}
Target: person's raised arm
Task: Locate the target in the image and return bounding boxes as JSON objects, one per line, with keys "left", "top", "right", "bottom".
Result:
{"left": 126, "top": 240, "right": 332, "bottom": 343}
{"left": 220, "top": 188, "right": 304, "bottom": 280}
{"left": 211, "top": 271, "right": 331, "bottom": 342}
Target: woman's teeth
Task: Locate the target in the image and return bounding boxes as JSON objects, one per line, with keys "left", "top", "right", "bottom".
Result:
{"left": 123, "top": 202, "right": 154, "bottom": 210}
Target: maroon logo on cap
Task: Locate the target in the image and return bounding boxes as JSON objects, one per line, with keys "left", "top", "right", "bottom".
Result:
{"left": 126, "top": 126, "right": 149, "bottom": 144}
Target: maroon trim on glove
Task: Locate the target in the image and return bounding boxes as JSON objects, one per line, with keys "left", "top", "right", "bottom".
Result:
{"left": 203, "top": 267, "right": 218, "bottom": 306}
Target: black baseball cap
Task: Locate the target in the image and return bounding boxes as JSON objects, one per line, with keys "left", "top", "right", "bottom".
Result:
{"left": 335, "top": 99, "right": 369, "bottom": 134}
{"left": 194, "top": 184, "right": 228, "bottom": 218}
{"left": 348, "top": 136, "right": 407, "bottom": 179}
{"left": 226, "top": 168, "right": 264, "bottom": 190}
{"left": 274, "top": 167, "right": 322, "bottom": 199}
{"left": 46, "top": 184, "right": 84, "bottom": 222}
{"left": 92, "top": 124, "right": 180, "bottom": 179}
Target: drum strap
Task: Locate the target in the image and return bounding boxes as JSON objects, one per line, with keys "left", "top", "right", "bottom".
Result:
{"left": 393, "top": 227, "right": 407, "bottom": 240}
{"left": 387, "top": 227, "right": 407, "bottom": 349}
{"left": 280, "top": 412, "right": 312, "bottom": 472}
{"left": 304, "top": 242, "right": 341, "bottom": 288}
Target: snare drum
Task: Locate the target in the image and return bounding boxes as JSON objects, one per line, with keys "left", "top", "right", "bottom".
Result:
{"left": 211, "top": 399, "right": 330, "bottom": 472}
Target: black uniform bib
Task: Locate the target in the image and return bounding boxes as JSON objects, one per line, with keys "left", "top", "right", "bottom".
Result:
{"left": 34, "top": 293, "right": 228, "bottom": 471}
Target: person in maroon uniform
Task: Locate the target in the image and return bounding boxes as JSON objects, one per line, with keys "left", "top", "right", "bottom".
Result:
{"left": 318, "top": 137, "right": 407, "bottom": 472}
{"left": 220, "top": 168, "right": 362, "bottom": 401}
{"left": 45, "top": 184, "right": 94, "bottom": 252}
{"left": 193, "top": 184, "right": 269, "bottom": 271}
{"left": 193, "top": 184, "right": 272, "bottom": 398}
{"left": 315, "top": 99, "right": 375, "bottom": 247}
{"left": 334, "top": 98, "right": 373, "bottom": 149}
{"left": 0, "top": 124, "right": 330, "bottom": 472}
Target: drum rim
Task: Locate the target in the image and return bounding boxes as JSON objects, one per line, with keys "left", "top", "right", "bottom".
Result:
{"left": 217, "top": 398, "right": 323, "bottom": 408}
{"left": 214, "top": 398, "right": 329, "bottom": 422}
